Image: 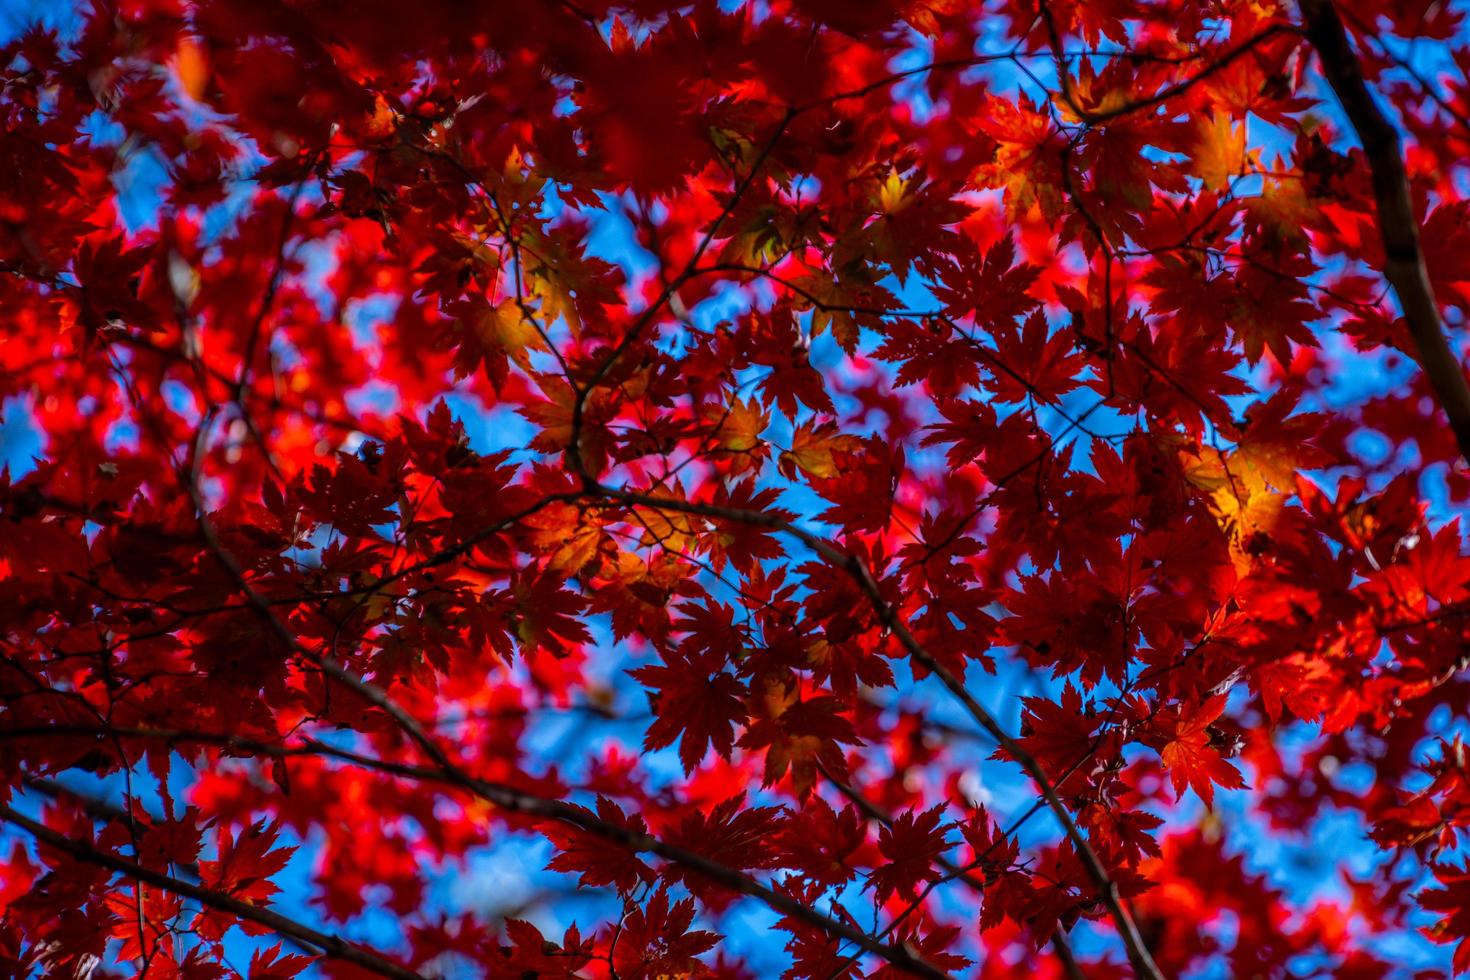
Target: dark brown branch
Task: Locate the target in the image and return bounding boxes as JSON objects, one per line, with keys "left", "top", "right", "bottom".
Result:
{"left": 817, "top": 766, "right": 1087, "bottom": 980}
{"left": 589, "top": 484, "right": 1165, "bottom": 980}
{"left": 6, "top": 723, "right": 951, "bottom": 980}
{"left": 0, "top": 803, "right": 424, "bottom": 980}
{"left": 1037, "top": 7, "right": 1297, "bottom": 127}
{"left": 192, "top": 397, "right": 957, "bottom": 980}
{"left": 567, "top": 109, "right": 796, "bottom": 482}
{"left": 1301, "top": 0, "right": 1470, "bottom": 464}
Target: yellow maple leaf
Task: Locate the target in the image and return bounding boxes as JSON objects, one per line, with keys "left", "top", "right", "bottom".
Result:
{"left": 705, "top": 397, "right": 769, "bottom": 454}
{"left": 473, "top": 298, "right": 544, "bottom": 368}
{"left": 1056, "top": 60, "right": 1133, "bottom": 125}
{"left": 1192, "top": 112, "right": 1247, "bottom": 192}
{"left": 877, "top": 171, "right": 913, "bottom": 214}
{"left": 525, "top": 502, "right": 605, "bottom": 575}
{"left": 1183, "top": 445, "right": 1282, "bottom": 575}
{"left": 779, "top": 420, "right": 863, "bottom": 479}
{"left": 973, "top": 94, "right": 1066, "bottom": 221}
{"left": 1245, "top": 172, "right": 1314, "bottom": 246}
{"left": 632, "top": 486, "right": 705, "bottom": 555}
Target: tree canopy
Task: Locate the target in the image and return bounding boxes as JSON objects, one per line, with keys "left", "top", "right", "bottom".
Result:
{"left": 5, "top": 0, "right": 1470, "bottom": 976}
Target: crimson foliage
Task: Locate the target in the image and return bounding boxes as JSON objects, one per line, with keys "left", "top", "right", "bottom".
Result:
{"left": 4, "top": 0, "right": 1470, "bottom": 976}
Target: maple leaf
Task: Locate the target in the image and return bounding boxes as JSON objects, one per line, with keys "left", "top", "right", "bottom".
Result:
{"left": 246, "top": 944, "right": 318, "bottom": 980}
{"left": 973, "top": 92, "right": 1067, "bottom": 220}
{"left": 1191, "top": 111, "right": 1248, "bottom": 191}
{"left": 610, "top": 886, "right": 720, "bottom": 980}
{"left": 444, "top": 295, "right": 548, "bottom": 389}
{"left": 858, "top": 174, "right": 969, "bottom": 284}
{"left": 872, "top": 316, "right": 981, "bottom": 397}
{"left": 788, "top": 270, "right": 899, "bottom": 354}
{"left": 921, "top": 397, "right": 1002, "bottom": 469}
{"left": 493, "top": 918, "right": 592, "bottom": 977}
{"left": 775, "top": 796, "right": 866, "bottom": 889}
{"left": 631, "top": 484, "right": 707, "bottom": 555}
{"left": 959, "top": 808, "right": 1018, "bottom": 881}
{"left": 630, "top": 649, "right": 747, "bottom": 773}
{"left": 702, "top": 396, "right": 771, "bottom": 474}
{"left": 871, "top": 924, "right": 971, "bottom": 978}
{"left": 869, "top": 805, "right": 953, "bottom": 903}
{"left": 1233, "top": 391, "right": 1335, "bottom": 491}
{"left": 544, "top": 798, "right": 656, "bottom": 893}
{"left": 198, "top": 820, "right": 296, "bottom": 904}
{"left": 778, "top": 419, "right": 864, "bottom": 480}
{"left": 664, "top": 795, "right": 785, "bottom": 903}
{"left": 1006, "top": 683, "right": 1111, "bottom": 795}
{"left": 1080, "top": 804, "right": 1164, "bottom": 866}
{"left": 1419, "top": 862, "right": 1470, "bottom": 974}
{"left": 524, "top": 500, "right": 607, "bottom": 575}
{"left": 739, "top": 684, "right": 862, "bottom": 799}
{"left": 519, "top": 374, "right": 619, "bottom": 475}
{"left": 1370, "top": 794, "right": 1444, "bottom": 850}
{"left": 1229, "top": 279, "right": 1321, "bottom": 367}
{"left": 1244, "top": 170, "right": 1317, "bottom": 247}
{"left": 989, "top": 310, "right": 1084, "bottom": 404}
{"left": 72, "top": 233, "right": 157, "bottom": 339}
{"left": 927, "top": 232, "right": 1041, "bottom": 326}
{"left": 807, "top": 437, "right": 903, "bottom": 533}
{"left": 509, "top": 570, "right": 591, "bottom": 657}
{"left": 706, "top": 480, "right": 792, "bottom": 573}
{"left": 1151, "top": 695, "right": 1247, "bottom": 809}
{"left": 297, "top": 452, "right": 399, "bottom": 537}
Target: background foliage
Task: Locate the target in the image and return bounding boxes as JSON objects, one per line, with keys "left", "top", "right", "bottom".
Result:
{"left": 5, "top": 0, "right": 1470, "bottom": 976}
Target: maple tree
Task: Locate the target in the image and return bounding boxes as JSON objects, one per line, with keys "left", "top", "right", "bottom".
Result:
{"left": 9, "top": 0, "right": 1470, "bottom": 975}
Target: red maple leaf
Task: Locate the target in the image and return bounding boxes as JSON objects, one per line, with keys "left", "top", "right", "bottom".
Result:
{"left": 544, "top": 798, "right": 657, "bottom": 893}
{"left": 630, "top": 649, "right": 747, "bottom": 774}
{"left": 868, "top": 805, "right": 953, "bottom": 903}
{"left": 1149, "top": 695, "right": 1247, "bottom": 809}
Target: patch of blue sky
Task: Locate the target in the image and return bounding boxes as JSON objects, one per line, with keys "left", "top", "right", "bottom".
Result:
{"left": 889, "top": 31, "right": 942, "bottom": 124}
{"left": 441, "top": 392, "right": 537, "bottom": 458}
{"left": 346, "top": 294, "right": 401, "bottom": 349}
{"left": 111, "top": 146, "right": 174, "bottom": 234}
{"left": 294, "top": 234, "right": 348, "bottom": 320}
{"left": 261, "top": 824, "right": 414, "bottom": 953}
{"left": 104, "top": 412, "right": 142, "bottom": 456}
{"left": 160, "top": 377, "right": 202, "bottom": 426}
{"left": 0, "top": 393, "right": 44, "bottom": 478}
{"left": 437, "top": 832, "right": 618, "bottom": 943}
{"left": 716, "top": 900, "right": 788, "bottom": 974}
{"left": 345, "top": 380, "right": 402, "bottom": 421}
{"left": 584, "top": 192, "right": 660, "bottom": 292}
{"left": 199, "top": 172, "right": 273, "bottom": 249}
{"left": 0, "top": 0, "right": 81, "bottom": 44}
{"left": 339, "top": 301, "right": 404, "bottom": 421}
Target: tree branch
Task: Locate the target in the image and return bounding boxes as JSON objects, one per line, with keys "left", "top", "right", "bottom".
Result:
{"left": 588, "top": 484, "right": 1165, "bottom": 980}
{"left": 1301, "top": 0, "right": 1470, "bottom": 464}
{"left": 818, "top": 765, "right": 1087, "bottom": 980}
{"left": 0, "top": 803, "right": 423, "bottom": 980}
{"left": 6, "top": 723, "right": 952, "bottom": 980}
